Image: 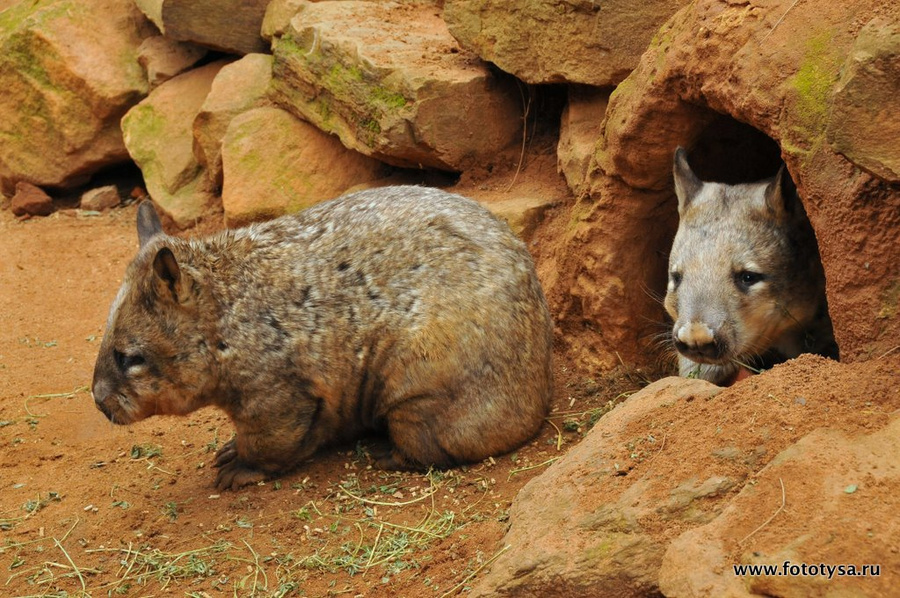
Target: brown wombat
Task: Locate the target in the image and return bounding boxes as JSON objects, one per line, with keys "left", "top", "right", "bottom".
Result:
{"left": 665, "top": 147, "right": 838, "bottom": 385}
{"left": 92, "top": 186, "right": 553, "bottom": 490}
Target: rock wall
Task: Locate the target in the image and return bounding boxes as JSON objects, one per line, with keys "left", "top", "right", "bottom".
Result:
{"left": 269, "top": 1, "right": 523, "bottom": 172}
{"left": 0, "top": 0, "right": 154, "bottom": 193}
{"left": 0, "top": 0, "right": 896, "bottom": 364}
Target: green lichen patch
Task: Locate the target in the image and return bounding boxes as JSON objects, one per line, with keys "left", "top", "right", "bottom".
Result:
{"left": 788, "top": 30, "right": 844, "bottom": 143}
{"left": 371, "top": 85, "right": 408, "bottom": 110}
{"left": 273, "top": 27, "right": 412, "bottom": 152}
{"left": 324, "top": 62, "right": 364, "bottom": 91}
{"left": 3, "top": 32, "right": 53, "bottom": 90}
{"left": 0, "top": 0, "right": 67, "bottom": 34}
{"left": 122, "top": 104, "right": 167, "bottom": 163}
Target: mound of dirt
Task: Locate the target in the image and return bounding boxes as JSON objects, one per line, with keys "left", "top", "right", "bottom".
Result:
{"left": 471, "top": 354, "right": 899, "bottom": 597}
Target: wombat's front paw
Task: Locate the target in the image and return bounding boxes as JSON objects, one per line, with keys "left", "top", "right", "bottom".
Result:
{"left": 371, "top": 447, "right": 424, "bottom": 472}
{"left": 213, "top": 439, "right": 238, "bottom": 468}
{"left": 214, "top": 459, "right": 267, "bottom": 491}
{"left": 213, "top": 439, "right": 266, "bottom": 490}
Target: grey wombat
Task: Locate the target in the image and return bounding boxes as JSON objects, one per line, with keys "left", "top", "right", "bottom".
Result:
{"left": 92, "top": 186, "right": 553, "bottom": 489}
{"left": 665, "top": 147, "right": 838, "bottom": 385}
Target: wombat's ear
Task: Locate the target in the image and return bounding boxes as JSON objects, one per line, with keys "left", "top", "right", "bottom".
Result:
{"left": 763, "top": 165, "right": 797, "bottom": 222}
{"left": 152, "top": 247, "right": 192, "bottom": 306}
{"left": 137, "top": 201, "right": 164, "bottom": 248}
{"left": 673, "top": 147, "right": 702, "bottom": 215}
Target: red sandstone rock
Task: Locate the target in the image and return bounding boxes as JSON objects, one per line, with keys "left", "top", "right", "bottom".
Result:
{"left": 444, "top": 0, "right": 688, "bottom": 86}
{"left": 270, "top": 1, "right": 522, "bottom": 172}
{"left": 11, "top": 182, "right": 54, "bottom": 217}
{"left": 0, "top": 0, "right": 153, "bottom": 194}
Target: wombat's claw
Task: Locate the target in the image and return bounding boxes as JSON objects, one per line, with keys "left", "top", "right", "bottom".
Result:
{"left": 366, "top": 443, "right": 390, "bottom": 463}
{"left": 214, "top": 461, "right": 266, "bottom": 491}
{"left": 213, "top": 439, "right": 238, "bottom": 468}
{"left": 373, "top": 450, "right": 420, "bottom": 472}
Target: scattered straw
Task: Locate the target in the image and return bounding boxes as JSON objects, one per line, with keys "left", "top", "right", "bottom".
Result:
{"left": 362, "top": 522, "right": 385, "bottom": 576}
{"left": 86, "top": 540, "right": 232, "bottom": 589}
{"left": 440, "top": 543, "right": 511, "bottom": 597}
{"left": 877, "top": 345, "right": 899, "bottom": 359}
{"left": 760, "top": 0, "right": 803, "bottom": 43}
{"left": 24, "top": 386, "right": 90, "bottom": 419}
{"left": 53, "top": 537, "right": 87, "bottom": 594}
{"left": 237, "top": 539, "right": 269, "bottom": 594}
{"left": 28, "top": 386, "right": 89, "bottom": 400}
{"left": 508, "top": 457, "right": 559, "bottom": 478}
{"left": 545, "top": 418, "right": 563, "bottom": 451}
{"left": 506, "top": 83, "right": 532, "bottom": 192}
{"left": 338, "top": 483, "right": 437, "bottom": 507}
{"left": 739, "top": 477, "right": 786, "bottom": 545}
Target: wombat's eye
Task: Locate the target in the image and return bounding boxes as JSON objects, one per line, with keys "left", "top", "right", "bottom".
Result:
{"left": 114, "top": 349, "right": 146, "bottom": 372}
{"left": 670, "top": 271, "right": 682, "bottom": 287}
{"left": 736, "top": 270, "right": 765, "bottom": 290}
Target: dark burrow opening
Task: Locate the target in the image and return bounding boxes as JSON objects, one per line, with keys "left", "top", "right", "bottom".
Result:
{"left": 686, "top": 115, "right": 783, "bottom": 183}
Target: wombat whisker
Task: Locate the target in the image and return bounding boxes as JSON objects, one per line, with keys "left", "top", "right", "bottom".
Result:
{"left": 639, "top": 282, "right": 666, "bottom": 306}
{"left": 775, "top": 301, "right": 804, "bottom": 327}
{"left": 647, "top": 331, "right": 674, "bottom": 353}
{"left": 728, "top": 357, "right": 763, "bottom": 374}
{"left": 637, "top": 313, "right": 670, "bottom": 330}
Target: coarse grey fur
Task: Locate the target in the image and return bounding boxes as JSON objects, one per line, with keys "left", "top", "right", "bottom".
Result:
{"left": 92, "top": 186, "right": 553, "bottom": 490}
{"left": 664, "top": 147, "right": 838, "bottom": 385}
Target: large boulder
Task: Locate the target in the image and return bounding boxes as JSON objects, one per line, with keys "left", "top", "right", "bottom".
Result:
{"left": 557, "top": 86, "right": 609, "bottom": 199}
{"left": 137, "top": 35, "right": 208, "bottom": 90}
{"left": 443, "top": 0, "right": 687, "bottom": 86}
{"left": 269, "top": 0, "right": 522, "bottom": 172}
{"left": 133, "top": 0, "right": 269, "bottom": 55}
{"left": 549, "top": 0, "right": 900, "bottom": 370}
{"left": 193, "top": 53, "right": 274, "bottom": 189}
{"left": 121, "top": 60, "right": 230, "bottom": 228}
{"left": 471, "top": 377, "right": 722, "bottom": 598}
{"left": 0, "top": 0, "right": 153, "bottom": 193}
{"left": 472, "top": 354, "right": 900, "bottom": 597}
{"left": 659, "top": 418, "right": 900, "bottom": 597}
{"left": 826, "top": 17, "right": 900, "bottom": 182}
{"left": 220, "top": 106, "right": 388, "bottom": 227}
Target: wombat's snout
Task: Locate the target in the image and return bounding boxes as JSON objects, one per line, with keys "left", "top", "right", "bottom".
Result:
{"left": 673, "top": 321, "right": 728, "bottom": 363}
{"left": 94, "top": 395, "right": 115, "bottom": 421}
{"left": 91, "top": 369, "right": 117, "bottom": 422}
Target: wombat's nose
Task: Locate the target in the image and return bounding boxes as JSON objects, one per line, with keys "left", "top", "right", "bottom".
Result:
{"left": 94, "top": 397, "right": 114, "bottom": 420}
{"left": 674, "top": 322, "right": 726, "bottom": 361}
{"left": 675, "top": 321, "right": 714, "bottom": 345}
{"left": 92, "top": 379, "right": 111, "bottom": 408}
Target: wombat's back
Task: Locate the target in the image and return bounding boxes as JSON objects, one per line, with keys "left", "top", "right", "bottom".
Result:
{"left": 237, "top": 186, "right": 553, "bottom": 460}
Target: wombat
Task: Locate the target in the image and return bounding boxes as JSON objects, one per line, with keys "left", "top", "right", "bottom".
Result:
{"left": 664, "top": 147, "right": 838, "bottom": 385}
{"left": 91, "top": 186, "right": 553, "bottom": 490}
